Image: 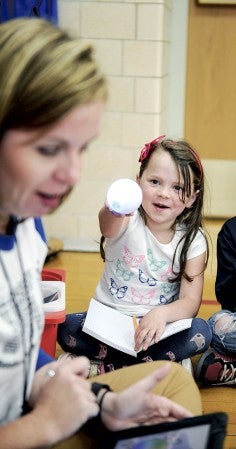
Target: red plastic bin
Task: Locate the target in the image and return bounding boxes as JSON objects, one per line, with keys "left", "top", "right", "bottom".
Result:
{"left": 40, "top": 268, "right": 66, "bottom": 357}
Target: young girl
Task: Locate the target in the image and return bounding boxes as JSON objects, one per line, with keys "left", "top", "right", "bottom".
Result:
{"left": 58, "top": 135, "right": 212, "bottom": 373}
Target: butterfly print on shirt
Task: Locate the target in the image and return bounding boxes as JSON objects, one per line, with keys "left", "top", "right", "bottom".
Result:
{"left": 162, "top": 282, "right": 179, "bottom": 294}
{"left": 159, "top": 266, "right": 173, "bottom": 281}
{"left": 138, "top": 269, "right": 157, "bottom": 286}
{"left": 159, "top": 294, "right": 175, "bottom": 305}
{"left": 147, "top": 248, "right": 167, "bottom": 272}
{"left": 116, "top": 259, "right": 133, "bottom": 282}
{"left": 130, "top": 287, "right": 155, "bottom": 305}
{"left": 109, "top": 278, "right": 128, "bottom": 299}
{"left": 122, "top": 245, "right": 145, "bottom": 268}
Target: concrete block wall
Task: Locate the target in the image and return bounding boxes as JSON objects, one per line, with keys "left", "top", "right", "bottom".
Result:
{"left": 43, "top": 0, "right": 174, "bottom": 248}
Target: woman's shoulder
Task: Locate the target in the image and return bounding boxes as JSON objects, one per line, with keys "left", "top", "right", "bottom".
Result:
{"left": 17, "top": 217, "right": 46, "bottom": 240}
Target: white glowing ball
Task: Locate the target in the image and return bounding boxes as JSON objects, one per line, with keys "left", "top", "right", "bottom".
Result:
{"left": 106, "top": 179, "right": 143, "bottom": 215}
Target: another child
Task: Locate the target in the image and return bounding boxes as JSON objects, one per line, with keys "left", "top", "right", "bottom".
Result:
{"left": 58, "top": 136, "right": 212, "bottom": 372}
{"left": 196, "top": 216, "right": 236, "bottom": 385}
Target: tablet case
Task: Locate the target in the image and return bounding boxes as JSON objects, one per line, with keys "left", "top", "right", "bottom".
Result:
{"left": 100, "top": 412, "right": 227, "bottom": 449}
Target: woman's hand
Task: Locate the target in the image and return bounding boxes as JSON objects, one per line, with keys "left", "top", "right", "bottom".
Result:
{"left": 29, "top": 357, "right": 99, "bottom": 445}
{"left": 100, "top": 364, "right": 192, "bottom": 431}
{"left": 134, "top": 309, "right": 167, "bottom": 351}
{"left": 29, "top": 355, "right": 90, "bottom": 407}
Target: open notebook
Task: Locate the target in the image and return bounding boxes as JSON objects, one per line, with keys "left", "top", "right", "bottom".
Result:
{"left": 99, "top": 412, "right": 228, "bottom": 449}
{"left": 82, "top": 298, "right": 192, "bottom": 357}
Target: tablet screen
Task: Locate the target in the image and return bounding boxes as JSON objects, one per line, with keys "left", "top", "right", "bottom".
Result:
{"left": 113, "top": 423, "right": 210, "bottom": 449}
{"left": 101, "top": 412, "right": 227, "bottom": 449}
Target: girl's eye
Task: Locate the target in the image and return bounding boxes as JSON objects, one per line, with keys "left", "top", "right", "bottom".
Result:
{"left": 173, "top": 185, "right": 183, "bottom": 192}
{"left": 150, "top": 179, "right": 160, "bottom": 185}
{"left": 37, "top": 146, "right": 61, "bottom": 156}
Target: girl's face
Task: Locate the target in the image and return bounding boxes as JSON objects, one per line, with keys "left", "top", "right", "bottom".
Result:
{"left": 137, "top": 149, "right": 197, "bottom": 229}
{"left": 0, "top": 102, "right": 104, "bottom": 221}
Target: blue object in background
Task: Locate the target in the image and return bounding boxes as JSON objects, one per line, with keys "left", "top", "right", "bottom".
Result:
{"left": 0, "top": 0, "right": 58, "bottom": 24}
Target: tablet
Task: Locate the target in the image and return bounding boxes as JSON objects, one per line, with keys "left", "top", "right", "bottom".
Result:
{"left": 100, "top": 412, "right": 227, "bottom": 449}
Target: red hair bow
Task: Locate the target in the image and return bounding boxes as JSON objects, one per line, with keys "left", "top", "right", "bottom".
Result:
{"left": 138, "top": 135, "right": 166, "bottom": 162}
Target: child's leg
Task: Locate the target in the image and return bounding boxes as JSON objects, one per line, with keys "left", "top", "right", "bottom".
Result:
{"left": 137, "top": 317, "right": 212, "bottom": 363}
{"left": 195, "top": 311, "right": 236, "bottom": 385}
{"left": 57, "top": 313, "right": 100, "bottom": 359}
{"left": 58, "top": 315, "right": 211, "bottom": 368}
{"left": 208, "top": 309, "right": 236, "bottom": 355}
{"left": 57, "top": 313, "right": 140, "bottom": 371}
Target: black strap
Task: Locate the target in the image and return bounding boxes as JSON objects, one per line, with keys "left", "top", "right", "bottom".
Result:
{"left": 91, "top": 382, "right": 111, "bottom": 397}
{"left": 81, "top": 383, "right": 112, "bottom": 437}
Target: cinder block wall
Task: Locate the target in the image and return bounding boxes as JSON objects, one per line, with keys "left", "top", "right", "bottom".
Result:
{"left": 43, "top": 0, "right": 173, "bottom": 247}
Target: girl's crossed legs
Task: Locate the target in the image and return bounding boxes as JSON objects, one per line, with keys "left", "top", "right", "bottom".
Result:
{"left": 57, "top": 313, "right": 212, "bottom": 372}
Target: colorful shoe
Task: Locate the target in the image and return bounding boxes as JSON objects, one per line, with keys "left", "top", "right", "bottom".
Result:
{"left": 88, "top": 360, "right": 105, "bottom": 377}
{"left": 195, "top": 348, "right": 236, "bottom": 386}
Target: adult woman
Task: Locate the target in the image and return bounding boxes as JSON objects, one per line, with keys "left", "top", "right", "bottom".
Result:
{"left": 0, "top": 17, "right": 202, "bottom": 449}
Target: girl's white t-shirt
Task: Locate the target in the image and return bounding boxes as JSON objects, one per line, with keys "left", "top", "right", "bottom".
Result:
{"left": 94, "top": 212, "right": 206, "bottom": 316}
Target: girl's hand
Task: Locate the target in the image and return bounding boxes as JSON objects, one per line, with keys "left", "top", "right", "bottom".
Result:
{"left": 100, "top": 364, "right": 192, "bottom": 431}
{"left": 134, "top": 309, "right": 167, "bottom": 351}
{"left": 105, "top": 202, "right": 134, "bottom": 217}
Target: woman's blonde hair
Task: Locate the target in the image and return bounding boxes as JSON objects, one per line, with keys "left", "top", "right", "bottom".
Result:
{"left": 0, "top": 18, "right": 108, "bottom": 137}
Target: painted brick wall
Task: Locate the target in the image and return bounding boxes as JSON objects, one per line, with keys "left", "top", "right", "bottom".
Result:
{"left": 43, "top": 0, "right": 173, "bottom": 248}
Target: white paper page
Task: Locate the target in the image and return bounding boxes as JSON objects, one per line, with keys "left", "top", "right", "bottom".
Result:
{"left": 83, "top": 299, "right": 137, "bottom": 357}
{"left": 160, "top": 318, "right": 193, "bottom": 341}
{"left": 83, "top": 299, "right": 193, "bottom": 357}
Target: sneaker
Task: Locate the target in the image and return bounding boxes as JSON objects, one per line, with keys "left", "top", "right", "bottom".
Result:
{"left": 180, "top": 358, "right": 193, "bottom": 375}
{"left": 89, "top": 360, "right": 105, "bottom": 377}
{"left": 195, "top": 348, "right": 236, "bottom": 386}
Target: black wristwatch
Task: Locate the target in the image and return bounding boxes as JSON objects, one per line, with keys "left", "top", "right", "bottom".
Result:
{"left": 91, "top": 382, "right": 111, "bottom": 398}
{"left": 91, "top": 382, "right": 111, "bottom": 408}
{"left": 81, "top": 383, "right": 112, "bottom": 437}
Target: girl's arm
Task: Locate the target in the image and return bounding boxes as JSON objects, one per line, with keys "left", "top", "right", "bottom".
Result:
{"left": 99, "top": 205, "right": 130, "bottom": 238}
{"left": 135, "top": 252, "right": 206, "bottom": 350}
{"left": 163, "top": 251, "right": 206, "bottom": 320}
